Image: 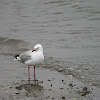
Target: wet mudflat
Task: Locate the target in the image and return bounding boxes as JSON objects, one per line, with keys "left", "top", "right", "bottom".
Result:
{"left": 0, "top": 67, "right": 100, "bottom": 100}
{"left": 0, "top": 39, "right": 100, "bottom": 100}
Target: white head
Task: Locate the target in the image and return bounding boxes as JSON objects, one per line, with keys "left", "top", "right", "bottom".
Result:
{"left": 33, "top": 44, "right": 43, "bottom": 52}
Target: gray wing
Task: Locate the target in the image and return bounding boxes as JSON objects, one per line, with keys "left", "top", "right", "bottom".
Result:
{"left": 19, "top": 50, "right": 32, "bottom": 63}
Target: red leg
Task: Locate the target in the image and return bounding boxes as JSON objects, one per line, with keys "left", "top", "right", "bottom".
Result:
{"left": 28, "top": 66, "right": 30, "bottom": 79}
{"left": 34, "top": 66, "right": 35, "bottom": 77}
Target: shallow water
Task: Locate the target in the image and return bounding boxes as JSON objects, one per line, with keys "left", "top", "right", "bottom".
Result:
{"left": 0, "top": 0, "right": 100, "bottom": 88}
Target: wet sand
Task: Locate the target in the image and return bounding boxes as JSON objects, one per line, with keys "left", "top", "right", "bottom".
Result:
{"left": 0, "top": 37, "right": 100, "bottom": 100}
{"left": 0, "top": 67, "right": 100, "bottom": 100}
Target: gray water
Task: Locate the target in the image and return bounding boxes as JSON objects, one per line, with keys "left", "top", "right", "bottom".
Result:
{"left": 0, "top": 0, "right": 100, "bottom": 88}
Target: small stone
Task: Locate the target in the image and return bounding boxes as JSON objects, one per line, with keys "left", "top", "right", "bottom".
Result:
{"left": 62, "top": 80, "right": 64, "bottom": 82}
{"left": 68, "top": 75, "right": 73, "bottom": 78}
{"left": 60, "top": 88, "right": 64, "bottom": 89}
{"left": 16, "top": 86, "right": 23, "bottom": 90}
{"left": 48, "top": 89, "right": 51, "bottom": 91}
{"left": 81, "top": 76, "right": 84, "bottom": 79}
{"left": 45, "top": 96, "right": 50, "bottom": 99}
{"left": 15, "top": 91, "right": 20, "bottom": 94}
{"left": 69, "top": 83, "right": 73, "bottom": 87}
{"left": 86, "top": 95, "right": 88, "bottom": 97}
{"left": 8, "top": 86, "right": 12, "bottom": 88}
{"left": 40, "top": 81, "right": 43, "bottom": 83}
{"left": 61, "top": 96, "right": 65, "bottom": 99}
{"left": 73, "top": 98, "right": 78, "bottom": 100}
{"left": 58, "top": 68, "right": 63, "bottom": 72}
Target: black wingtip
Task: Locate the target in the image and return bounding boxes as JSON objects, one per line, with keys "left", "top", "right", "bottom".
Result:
{"left": 14, "top": 54, "right": 19, "bottom": 59}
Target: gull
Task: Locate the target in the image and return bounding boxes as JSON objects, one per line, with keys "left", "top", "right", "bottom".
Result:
{"left": 15, "top": 44, "right": 44, "bottom": 79}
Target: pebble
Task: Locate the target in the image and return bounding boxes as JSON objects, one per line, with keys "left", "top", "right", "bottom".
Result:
{"left": 8, "top": 86, "right": 12, "bottom": 88}
{"left": 48, "top": 89, "right": 51, "bottom": 91}
{"left": 16, "top": 86, "right": 23, "bottom": 90}
{"left": 69, "top": 83, "right": 73, "bottom": 87}
{"left": 61, "top": 96, "right": 65, "bottom": 99}
{"left": 58, "top": 68, "right": 63, "bottom": 72}
{"left": 73, "top": 98, "right": 78, "bottom": 100}
{"left": 81, "top": 76, "right": 85, "bottom": 79}
{"left": 68, "top": 75, "right": 73, "bottom": 78}
{"left": 15, "top": 91, "right": 20, "bottom": 94}
{"left": 60, "top": 88, "right": 64, "bottom": 89}
{"left": 40, "top": 81, "right": 43, "bottom": 83}
{"left": 62, "top": 80, "right": 64, "bottom": 82}
{"left": 45, "top": 96, "right": 50, "bottom": 99}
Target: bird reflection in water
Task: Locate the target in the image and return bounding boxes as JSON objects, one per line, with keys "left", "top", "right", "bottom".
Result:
{"left": 27, "top": 75, "right": 38, "bottom": 84}
{"left": 16, "top": 78, "right": 44, "bottom": 97}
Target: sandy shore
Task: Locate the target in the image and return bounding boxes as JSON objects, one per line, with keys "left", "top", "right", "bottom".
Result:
{"left": 0, "top": 67, "right": 99, "bottom": 100}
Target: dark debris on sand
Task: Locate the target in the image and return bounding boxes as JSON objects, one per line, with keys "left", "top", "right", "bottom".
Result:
{"left": 0, "top": 68, "right": 96, "bottom": 100}
{"left": 78, "top": 87, "right": 90, "bottom": 96}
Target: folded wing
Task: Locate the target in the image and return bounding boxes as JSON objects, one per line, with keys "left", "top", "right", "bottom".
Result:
{"left": 19, "top": 50, "right": 32, "bottom": 63}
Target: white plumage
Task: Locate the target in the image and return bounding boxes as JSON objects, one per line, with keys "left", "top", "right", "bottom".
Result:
{"left": 15, "top": 44, "right": 44, "bottom": 79}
